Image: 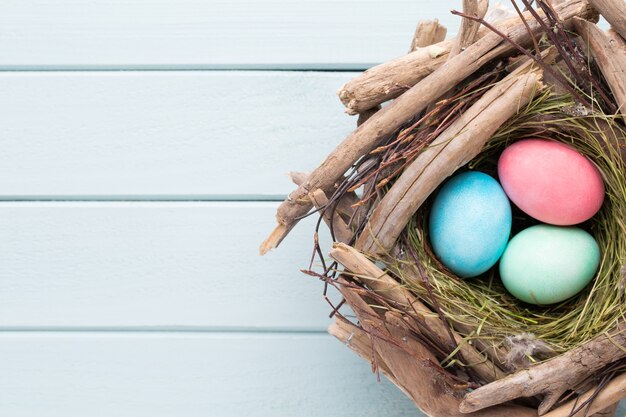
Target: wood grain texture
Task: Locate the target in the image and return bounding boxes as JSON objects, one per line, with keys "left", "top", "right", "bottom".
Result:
{"left": 0, "top": 72, "right": 356, "bottom": 199}
{"left": 0, "top": 0, "right": 461, "bottom": 70}
{"left": 573, "top": 18, "right": 626, "bottom": 120}
{"left": 0, "top": 202, "right": 335, "bottom": 330}
{"left": 0, "top": 332, "right": 419, "bottom": 417}
{"left": 589, "top": 0, "right": 626, "bottom": 40}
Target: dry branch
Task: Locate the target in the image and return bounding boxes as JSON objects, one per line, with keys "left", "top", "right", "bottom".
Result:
{"left": 337, "top": 0, "right": 590, "bottom": 115}
{"left": 398, "top": 262, "right": 513, "bottom": 371}
{"left": 589, "top": 0, "right": 626, "bottom": 39}
{"left": 338, "top": 11, "right": 510, "bottom": 116}
{"left": 332, "top": 276, "right": 440, "bottom": 406}
{"left": 339, "top": 21, "right": 508, "bottom": 116}
{"left": 330, "top": 282, "right": 536, "bottom": 417}
{"left": 410, "top": 19, "right": 448, "bottom": 52}
{"left": 543, "top": 373, "right": 626, "bottom": 417}
{"left": 375, "top": 312, "right": 535, "bottom": 417}
{"left": 591, "top": 404, "right": 620, "bottom": 417}
{"left": 287, "top": 171, "right": 308, "bottom": 186}
{"left": 329, "top": 243, "right": 414, "bottom": 308}
{"left": 329, "top": 242, "right": 506, "bottom": 383}
{"left": 357, "top": 105, "right": 381, "bottom": 127}
{"left": 450, "top": 0, "right": 490, "bottom": 58}
{"left": 288, "top": 171, "right": 360, "bottom": 226}
{"left": 357, "top": 67, "right": 545, "bottom": 254}
{"left": 309, "top": 190, "right": 352, "bottom": 243}
{"left": 338, "top": 38, "right": 453, "bottom": 116}
{"left": 260, "top": 0, "right": 595, "bottom": 255}
{"left": 459, "top": 322, "right": 626, "bottom": 415}
{"left": 329, "top": 251, "right": 626, "bottom": 417}
{"left": 328, "top": 318, "right": 398, "bottom": 384}
{"left": 573, "top": 17, "right": 626, "bottom": 119}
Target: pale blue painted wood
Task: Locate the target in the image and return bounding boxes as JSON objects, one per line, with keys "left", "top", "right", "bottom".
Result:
{"left": 0, "top": 332, "right": 420, "bottom": 417}
{"left": 0, "top": 71, "right": 355, "bottom": 199}
{"left": 4, "top": 333, "right": 625, "bottom": 416}
{"left": 0, "top": 0, "right": 461, "bottom": 70}
{"left": 0, "top": 202, "right": 336, "bottom": 330}
{"left": 0, "top": 0, "right": 608, "bottom": 71}
{"left": 0, "top": 1, "right": 622, "bottom": 415}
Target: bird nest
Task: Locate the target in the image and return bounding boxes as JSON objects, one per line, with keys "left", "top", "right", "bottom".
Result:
{"left": 396, "top": 92, "right": 626, "bottom": 356}
{"left": 260, "top": 1, "right": 626, "bottom": 416}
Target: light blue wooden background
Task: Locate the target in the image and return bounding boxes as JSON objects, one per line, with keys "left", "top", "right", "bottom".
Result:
{"left": 0, "top": 1, "right": 622, "bottom": 416}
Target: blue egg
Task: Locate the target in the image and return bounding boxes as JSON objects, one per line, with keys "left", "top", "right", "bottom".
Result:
{"left": 429, "top": 171, "right": 512, "bottom": 278}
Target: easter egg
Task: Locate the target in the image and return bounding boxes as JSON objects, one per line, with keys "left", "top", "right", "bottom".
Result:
{"left": 429, "top": 171, "right": 512, "bottom": 278}
{"left": 498, "top": 139, "right": 604, "bottom": 225}
{"left": 499, "top": 225, "right": 600, "bottom": 305}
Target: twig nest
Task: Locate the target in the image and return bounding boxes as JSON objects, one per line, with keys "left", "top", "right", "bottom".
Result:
{"left": 265, "top": 0, "right": 626, "bottom": 414}
{"left": 402, "top": 91, "right": 626, "bottom": 353}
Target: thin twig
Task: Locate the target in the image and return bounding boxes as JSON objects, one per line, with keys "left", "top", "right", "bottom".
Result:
{"left": 451, "top": 8, "right": 591, "bottom": 107}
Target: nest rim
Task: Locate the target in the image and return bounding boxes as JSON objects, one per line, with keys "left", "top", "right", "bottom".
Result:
{"left": 382, "top": 91, "right": 626, "bottom": 359}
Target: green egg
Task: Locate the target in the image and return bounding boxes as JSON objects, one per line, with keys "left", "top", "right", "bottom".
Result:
{"left": 499, "top": 225, "right": 600, "bottom": 305}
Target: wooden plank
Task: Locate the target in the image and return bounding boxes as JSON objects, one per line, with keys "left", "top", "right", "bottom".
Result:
{"left": 0, "top": 0, "right": 460, "bottom": 69}
{"left": 0, "top": 71, "right": 355, "bottom": 199}
{"left": 0, "top": 332, "right": 419, "bottom": 417}
{"left": 0, "top": 202, "right": 337, "bottom": 330}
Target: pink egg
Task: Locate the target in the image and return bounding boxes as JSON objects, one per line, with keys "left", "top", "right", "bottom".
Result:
{"left": 498, "top": 139, "right": 605, "bottom": 225}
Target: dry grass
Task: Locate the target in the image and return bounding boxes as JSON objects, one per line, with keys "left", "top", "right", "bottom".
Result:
{"left": 382, "top": 91, "right": 626, "bottom": 357}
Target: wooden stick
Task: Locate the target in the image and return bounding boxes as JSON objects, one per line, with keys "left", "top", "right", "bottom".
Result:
{"left": 338, "top": 38, "right": 454, "bottom": 116}
{"left": 397, "top": 262, "right": 512, "bottom": 370}
{"left": 436, "top": 0, "right": 490, "bottom": 110}
{"left": 543, "top": 373, "right": 626, "bottom": 417}
{"left": 459, "top": 322, "right": 626, "bottom": 415}
{"left": 329, "top": 242, "right": 506, "bottom": 383}
{"left": 573, "top": 17, "right": 626, "bottom": 119}
{"left": 287, "top": 171, "right": 309, "bottom": 187}
{"left": 329, "top": 277, "right": 537, "bottom": 417}
{"left": 356, "top": 105, "right": 381, "bottom": 127}
{"left": 332, "top": 276, "right": 437, "bottom": 404}
{"left": 590, "top": 403, "right": 619, "bottom": 417}
{"left": 329, "top": 290, "right": 536, "bottom": 417}
{"left": 357, "top": 66, "right": 545, "bottom": 254}
{"left": 353, "top": 99, "right": 384, "bottom": 215}
{"left": 410, "top": 19, "right": 448, "bottom": 52}
{"left": 260, "top": 0, "right": 594, "bottom": 255}
{"left": 434, "top": 0, "right": 489, "bottom": 109}
{"left": 339, "top": 23, "right": 505, "bottom": 116}
{"left": 288, "top": 171, "right": 360, "bottom": 225}
{"left": 338, "top": 281, "right": 459, "bottom": 416}
{"left": 327, "top": 317, "right": 407, "bottom": 400}
{"left": 308, "top": 189, "right": 352, "bottom": 243}
{"left": 589, "top": 0, "right": 626, "bottom": 40}
{"left": 329, "top": 243, "right": 414, "bottom": 307}
{"left": 610, "top": 27, "right": 626, "bottom": 46}
{"left": 373, "top": 311, "right": 533, "bottom": 417}
{"left": 338, "top": 1, "right": 594, "bottom": 115}
{"left": 338, "top": 9, "right": 518, "bottom": 116}
{"left": 450, "top": 0, "right": 490, "bottom": 58}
